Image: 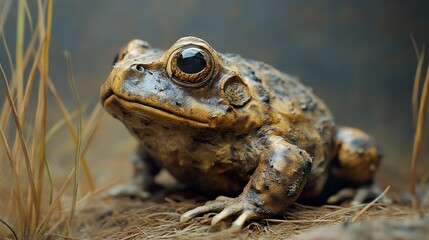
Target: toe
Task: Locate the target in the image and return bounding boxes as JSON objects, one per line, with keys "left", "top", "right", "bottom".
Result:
{"left": 181, "top": 201, "right": 228, "bottom": 224}
{"left": 230, "top": 210, "right": 256, "bottom": 232}
{"left": 180, "top": 206, "right": 209, "bottom": 223}
{"left": 211, "top": 205, "right": 242, "bottom": 226}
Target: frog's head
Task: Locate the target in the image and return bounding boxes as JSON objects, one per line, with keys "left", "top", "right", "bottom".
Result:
{"left": 101, "top": 36, "right": 269, "bottom": 133}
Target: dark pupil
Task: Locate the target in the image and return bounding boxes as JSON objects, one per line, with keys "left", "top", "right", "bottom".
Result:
{"left": 176, "top": 48, "right": 206, "bottom": 74}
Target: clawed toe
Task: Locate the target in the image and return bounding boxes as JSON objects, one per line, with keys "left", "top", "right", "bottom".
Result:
{"left": 180, "top": 200, "right": 228, "bottom": 224}
{"left": 211, "top": 205, "right": 242, "bottom": 226}
{"left": 230, "top": 210, "right": 258, "bottom": 232}
{"left": 180, "top": 195, "right": 260, "bottom": 231}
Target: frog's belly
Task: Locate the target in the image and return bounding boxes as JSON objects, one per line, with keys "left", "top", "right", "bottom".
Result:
{"left": 132, "top": 122, "right": 257, "bottom": 196}
{"left": 150, "top": 149, "right": 251, "bottom": 197}
{"left": 167, "top": 165, "right": 248, "bottom": 197}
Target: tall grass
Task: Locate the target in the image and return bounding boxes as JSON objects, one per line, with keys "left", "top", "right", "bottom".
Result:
{"left": 0, "top": 0, "right": 101, "bottom": 238}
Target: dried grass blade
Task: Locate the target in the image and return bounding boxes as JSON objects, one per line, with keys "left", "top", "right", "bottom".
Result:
{"left": 36, "top": 167, "right": 75, "bottom": 235}
{"left": 410, "top": 33, "right": 420, "bottom": 60}
{"left": 47, "top": 79, "right": 74, "bottom": 135}
{"left": 33, "top": 53, "right": 47, "bottom": 231}
{"left": 46, "top": 108, "right": 81, "bottom": 141}
{"left": 0, "top": 126, "right": 27, "bottom": 230}
{"left": 47, "top": 78, "right": 95, "bottom": 191}
{"left": 35, "top": 0, "right": 54, "bottom": 227}
{"left": 43, "top": 154, "right": 54, "bottom": 205}
{"left": 64, "top": 50, "right": 82, "bottom": 224}
{"left": 0, "top": 0, "right": 11, "bottom": 35}
{"left": 16, "top": 0, "right": 26, "bottom": 109}
{"left": 1, "top": 34, "right": 14, "bottom": 74}
{"left": 0, "top": 217, "right": 18, "bottom": 240}
{"left": 0, "top": 34, "right": 15, "bottom": 133}
{"left": 351, "top": 185, "right": 390, "bottom": 221}
{"left": 46, "top": 215, "right": 67, "bottom": 237}
{"left": 43, "top": 0, "right": 52, "bottom": 75}
{"left": 412, "top": 47, "right": 425, "bottom": 127}
{"left": 410, "top": 61, "right": 429, "bottom": 210}
{"left": 80, "top": 104, "right": 103, "bottom": 190}
{"left": 0, "top": 32, "right": 16, "bottom": 131}
{"left": 80, "top": 133, "right": 98, "bottom": 190}
{"left": 22, "top": 23, "right": 41, "bottom": 75}
{"left": 0, "top": 4, "right": 14, "bottom": 82}
{"left": 20, "top": 37, "right": 44, "bottom": 120}
{"left": 0, "top": 64, "right": 38, "bottom": 233}
{"left": 81, "top": 114, "right": 101, "bottom": 156}
{"left": 82, "top": 104, "right": 103, "bottom": 148}
{"left": 410, "top": 34, "right": 421, "bottom": 61}
{"left": 23, "top": 0, "right": 34, "bottom": 33}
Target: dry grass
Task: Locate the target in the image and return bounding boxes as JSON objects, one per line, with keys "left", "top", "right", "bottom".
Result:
{"left": 69, "top": 190, "right": 424, "bottom": 240}
{"left": 0, "top": 0, "right": 100, "bottom": 239}
{"left": 0, "top": 1, "right": 428, "bottom": 240}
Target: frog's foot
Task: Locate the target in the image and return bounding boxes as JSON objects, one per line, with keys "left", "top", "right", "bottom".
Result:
{"left": 106, "top": 180, "right": 152, "bottom": 199}
{"left": 327, "top": 184, "right": 392, "bottom": 206}
{"left": 180, "top": 195, "right": 262, "bottom": 232}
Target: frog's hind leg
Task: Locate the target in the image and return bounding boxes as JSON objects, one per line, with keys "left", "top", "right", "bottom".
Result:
{"left": 327, "top": 126, "right": 387, "bottom": 205}
{"left": 108, "top": 145, "right": 161, "bottom": 199}
{"left": 332, "top": 126, "right": 382, "bottom": 185}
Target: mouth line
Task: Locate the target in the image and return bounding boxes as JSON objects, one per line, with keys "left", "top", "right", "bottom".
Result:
{"left": 103, "top": 93, "right": 211, "bottom": 128}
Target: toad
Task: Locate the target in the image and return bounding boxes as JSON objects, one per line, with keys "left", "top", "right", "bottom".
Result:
{"left": 100, "top": 36, "right": 383, "bottom": 230}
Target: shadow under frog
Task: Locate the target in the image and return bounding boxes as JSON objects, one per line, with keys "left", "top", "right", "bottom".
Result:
{"left": 100, "top": 36, "right": 383, "bottom": 231}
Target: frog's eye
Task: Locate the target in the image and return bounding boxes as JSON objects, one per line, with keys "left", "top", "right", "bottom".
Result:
{"left": 168, "top": 47, "right": 214, "bottom": 87}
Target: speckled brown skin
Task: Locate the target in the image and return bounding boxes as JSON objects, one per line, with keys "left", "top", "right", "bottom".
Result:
{"left": 100, "top": 37, "right": 382, "bottom": 230}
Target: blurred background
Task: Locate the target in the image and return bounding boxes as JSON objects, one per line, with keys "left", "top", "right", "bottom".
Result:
{"left": 1, "top": 0, "right": 428, "bottom": 191}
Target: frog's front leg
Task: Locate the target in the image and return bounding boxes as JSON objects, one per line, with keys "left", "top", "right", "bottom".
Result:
{"left": 180, "top": 136, "right": 313, "bottom": 231}
{"left": 108, "top": 145, "right": 161, "bottom": 199}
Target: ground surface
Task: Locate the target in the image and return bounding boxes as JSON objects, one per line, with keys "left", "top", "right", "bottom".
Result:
{"left": 69, "top": 188, "right": 428, "bottom": 240}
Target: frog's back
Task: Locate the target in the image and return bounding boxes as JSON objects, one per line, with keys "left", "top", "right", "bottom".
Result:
{"left": 254, "top": 60, "right": 333, "bottom": 125}
{"left": 227, "top": 54, "right": 334, "bottom": 130}
{"left": 225, "top": 54, "right": 332, "bottom": 122}
{"left": 227, "top": 54, "right": 338, "bottom": 197}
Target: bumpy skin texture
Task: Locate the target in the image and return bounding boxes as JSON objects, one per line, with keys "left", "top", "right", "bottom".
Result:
{"left": 100, "top": 37, "right": 382, "bottom": 230}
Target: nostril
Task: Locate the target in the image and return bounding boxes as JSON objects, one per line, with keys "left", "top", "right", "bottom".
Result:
{"left": 131, "top": 64, "right": 145, "bottom": 73}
